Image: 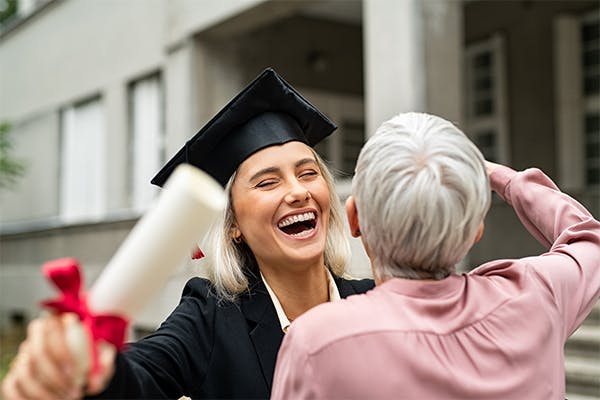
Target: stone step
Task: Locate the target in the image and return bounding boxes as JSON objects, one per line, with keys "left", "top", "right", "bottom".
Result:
{"left": 565, "top": 393, "right": 600, "bottom": 400}
{"left": 582, "top": 303, "right": 600, "bottom": 326}
{"left": 565, "top": 325, "right": 600, "bottom": 359}
{"left": 565, "top": 357, "right": 600, "bottom": 398}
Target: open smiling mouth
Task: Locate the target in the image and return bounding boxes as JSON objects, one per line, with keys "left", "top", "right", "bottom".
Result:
{"left": 277, "top": 212, "right": 317, "bottom": 237}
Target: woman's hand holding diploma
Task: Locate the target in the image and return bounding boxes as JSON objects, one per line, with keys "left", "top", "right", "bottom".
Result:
{"left": 2, "top": 164, "right": 226, "bottom": 399}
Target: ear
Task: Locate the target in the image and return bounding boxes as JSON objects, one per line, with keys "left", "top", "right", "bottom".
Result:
{"left": 231, "top": 226, "right": 242, "bottom": 240}
{"left": 473, "top": 221, "right": 485, "bottom": 244}
{"left": 345, "top": 196, "right": 361, "bottom": 237}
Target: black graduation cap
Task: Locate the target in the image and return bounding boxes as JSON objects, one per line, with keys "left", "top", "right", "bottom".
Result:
{"left": 151, "top": 68, "right": 337, "bottom": 187}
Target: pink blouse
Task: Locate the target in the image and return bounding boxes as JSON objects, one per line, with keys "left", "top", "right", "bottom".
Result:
{"left": 272, "top": 166, "right": 600, "bottom": 399}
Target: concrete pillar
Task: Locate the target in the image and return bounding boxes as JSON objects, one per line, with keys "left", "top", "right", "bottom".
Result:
{"left": 363, "top": 0, "right": 426, "bottom": 137}
{"left": 363, "top": 0, "right": 464, "bottom": 135}
{"left": 164, "top": 35, "right": 244, "bottom": 153}
{"left": 193, "top": 36, "right": 244, "bottom": 128}
{"left": 164, "top": 38, "right": 197, "bottom": 156}
{"left": 422, "top": 0, "right": 464, "bottom": 124}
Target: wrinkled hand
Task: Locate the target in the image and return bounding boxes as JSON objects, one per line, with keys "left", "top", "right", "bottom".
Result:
{"left": 1, "top": 313, "right": 116, "bottom": 400}
{"left": 484, "top": 160, "right": 503, "bottom": 177}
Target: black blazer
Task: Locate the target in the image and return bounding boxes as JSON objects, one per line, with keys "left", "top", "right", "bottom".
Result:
{"left": 94, "top": 271, "right": 374, "bottom": 399}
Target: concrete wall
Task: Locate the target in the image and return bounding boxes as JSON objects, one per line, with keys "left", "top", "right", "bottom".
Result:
{"left": 0, "top": 111, "right": 60, "bottom": 221}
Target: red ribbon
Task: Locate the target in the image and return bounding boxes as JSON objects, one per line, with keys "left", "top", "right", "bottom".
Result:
{"left": 40, "top": 258, "right": 128, "bottom": 377}
{"left": 192, "top": 246, "right": 205, "bottom": 260}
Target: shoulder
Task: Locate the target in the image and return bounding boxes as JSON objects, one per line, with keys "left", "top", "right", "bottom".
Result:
{"left": 181, "top": 277, "right": 216, "bottom": 301}
{"left": 287, "top": 290, "right": 376, "bottom": 352}
{"left": 179, "top": 277, "right": 242, "bottom": 312}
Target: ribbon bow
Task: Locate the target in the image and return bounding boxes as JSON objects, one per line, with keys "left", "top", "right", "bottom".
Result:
{"left": 41, "top": 258, "right": 128, "bottom": 377}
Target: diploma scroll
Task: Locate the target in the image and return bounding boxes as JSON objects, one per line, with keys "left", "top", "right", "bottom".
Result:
{"left": 89, "top": 164, "right": 227, "bottom": 316}
{"left": 58, "top": 164, "right": 226, "bottom": 385}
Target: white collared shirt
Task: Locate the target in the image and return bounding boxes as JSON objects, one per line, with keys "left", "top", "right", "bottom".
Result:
{"left": 261, "top": 269, "right": 341, "bottom": 333}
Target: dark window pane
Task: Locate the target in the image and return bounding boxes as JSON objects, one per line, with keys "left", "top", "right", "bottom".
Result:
{"left": 586, "top": 113, "right": 600, "bottom": 133}
{"left": 583, "top": 48, "right": 600, "bottom": 67}
{"left": 582, "top": 22, "right": 600, "bottom": 42}
{"left": 475, "top": 99, "right": 494, "bottom": 116}
{"left": 341, "top": 121, "right": 364, "bottom": 176}
{"left": 475, "top": 76, "right": 493, "bottom": 91}
{"left": 586, "top": 167, "right": 599, "bottom": 185}
{"left": 473, "top": 52, "right": 492, "bottom": 68}
{"left": 476, "top": 131, "right": 496, "bottom": 148}
{"left": 586, "top": 143, "right": 600, "bottom": 158}
{"left": 584, "top": 75, "right": 600, "bottom": 95}
{"left": 475, "top": 130, "right": 497, "bottom": 161}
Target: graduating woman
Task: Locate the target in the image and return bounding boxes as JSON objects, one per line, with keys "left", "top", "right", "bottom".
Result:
{"left": 2, "top": 68, "right": 374, "bottom": 400}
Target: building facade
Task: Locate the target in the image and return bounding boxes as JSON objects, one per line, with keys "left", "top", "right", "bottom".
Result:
{"left": 0, "top": 0, "right": 598, "bottom": 396}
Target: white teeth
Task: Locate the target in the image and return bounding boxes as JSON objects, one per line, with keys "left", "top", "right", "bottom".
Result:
{"left": 289, "top": 228, "right": 314, "bottom": 237}
{"left": 278, "top": 212, "right": 316, "bottom": 228}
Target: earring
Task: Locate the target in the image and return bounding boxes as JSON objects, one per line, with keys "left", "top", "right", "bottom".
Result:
{"left": 233, "top": 235, "right": 242, "bottom": 244}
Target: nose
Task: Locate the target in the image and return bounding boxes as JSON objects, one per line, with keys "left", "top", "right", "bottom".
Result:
{"left": 284, "top": 179, "right": 311, "bottom": 204}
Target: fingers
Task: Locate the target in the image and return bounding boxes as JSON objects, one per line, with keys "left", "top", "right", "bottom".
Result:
{"left": 1, "top": 315, "right": 83, "bottom": 400}
{"left": 31, "top": 315, "right": 77, "bottom": 395}
{"left": 484, "top": 160, "right": 502, "bottom": 176}
{"left": 85, "top": 341, "right": 117, "bottom": 395}
{"left": 3, "top": 341, "right": 69, "bottom": 400}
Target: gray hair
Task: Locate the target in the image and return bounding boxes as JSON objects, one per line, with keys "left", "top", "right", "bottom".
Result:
{"left": 202, "top": 149, "right": 350, "bottom": 301}
{"left": 352, "top": 112, "right": 490, "bottom": 280}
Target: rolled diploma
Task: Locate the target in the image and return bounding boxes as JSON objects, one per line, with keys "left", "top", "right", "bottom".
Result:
{"left": 88, "top": 163, "right": 226, "bottom": 317}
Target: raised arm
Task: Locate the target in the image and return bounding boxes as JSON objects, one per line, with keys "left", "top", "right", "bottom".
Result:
{"left": 487, "top": 162, "right": 600, "bottom": 337}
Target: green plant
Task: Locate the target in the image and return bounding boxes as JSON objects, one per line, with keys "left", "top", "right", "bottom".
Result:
{"left": 0, "top": 121, "right": 26, "bottom": 189}
{"left": 0, "top": 0, "right": 17, "bottom": 25}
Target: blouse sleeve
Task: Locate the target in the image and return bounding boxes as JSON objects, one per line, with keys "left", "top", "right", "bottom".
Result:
{"left": 490, "top": 165, "right": 600, "bottom": 338}
{"left": 90, "top": 277, "right": 217, "bottom": 399}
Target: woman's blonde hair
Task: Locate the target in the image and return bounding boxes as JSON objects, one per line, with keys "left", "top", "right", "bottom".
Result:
{"left": 201, "top": 148, "right": 350, "bottom": 301}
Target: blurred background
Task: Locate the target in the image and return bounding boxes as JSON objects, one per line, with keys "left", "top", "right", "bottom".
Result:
{"left": 0, "top": 0, "right": 598, "bottom": 397}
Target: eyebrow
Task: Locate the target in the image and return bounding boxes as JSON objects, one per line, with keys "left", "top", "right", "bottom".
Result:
{"left": 248, "top": 157, "right": 318, "bottom": 182}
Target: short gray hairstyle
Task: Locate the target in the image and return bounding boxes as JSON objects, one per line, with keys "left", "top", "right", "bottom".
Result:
{"left": 202, "top": 149, "right": 351, "bottom": 301}
{"left": 352, "top": 112, "right": 490, "bottom": 280}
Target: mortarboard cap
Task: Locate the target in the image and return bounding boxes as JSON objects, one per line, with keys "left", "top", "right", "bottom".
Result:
{"left": 151, "top": 68, "right": 337, "bottom": 187}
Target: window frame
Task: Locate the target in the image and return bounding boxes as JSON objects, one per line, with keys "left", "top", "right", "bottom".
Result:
{"left": 59, "top": 95, "right": 107, "bottom": 223}
{"left": 127, "top": 72, "right": 165, "bottom": 213}
{"left": 464, "top": 33, "right": 510, "bottom": 165}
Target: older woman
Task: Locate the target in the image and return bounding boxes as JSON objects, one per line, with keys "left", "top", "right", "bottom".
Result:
{"left": 1, "top": 69, "right": 373, "bottom": 400}
{"left": 272, "top": 112, "right": 600, "bottom": 399}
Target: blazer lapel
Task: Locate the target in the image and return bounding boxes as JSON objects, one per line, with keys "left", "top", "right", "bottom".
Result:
{"left": 335, "top": 276, "right": 359, "bottom": 298}
{"left": 240, "top": 271, "right": 373, "bottom": 391}
{"left": 240, "top": 278, "right": 284, "bottom": 391}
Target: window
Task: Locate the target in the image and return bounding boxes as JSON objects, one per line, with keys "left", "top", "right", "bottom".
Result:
{"left": 129, "top": 74, "right": 164, "bottom": 212}
{"left": 582, "top": 12, "right": 599, "bottom": 187}
{"left": 554, "top": 10, "right": 599, "bottom": 191}
{"left": 301, "top": 89, "right": 364, "bottom": 179}
{"left": 60, "top": 97, "right": 106, "bottom": 222}
{"left": 465, "top": 34, "right": 509, "bottom": 164}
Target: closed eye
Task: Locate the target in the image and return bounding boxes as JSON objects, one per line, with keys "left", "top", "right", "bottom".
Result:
{"left": 299, "top": 170, "right": 319, "bottom": 179}
{"left": 255, "top": 179, "right": 278, "bottom": 188}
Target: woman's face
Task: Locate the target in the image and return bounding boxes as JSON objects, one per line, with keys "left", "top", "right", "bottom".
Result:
{"left": 231, "top": 141, "right": 330, "bottom": 271}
